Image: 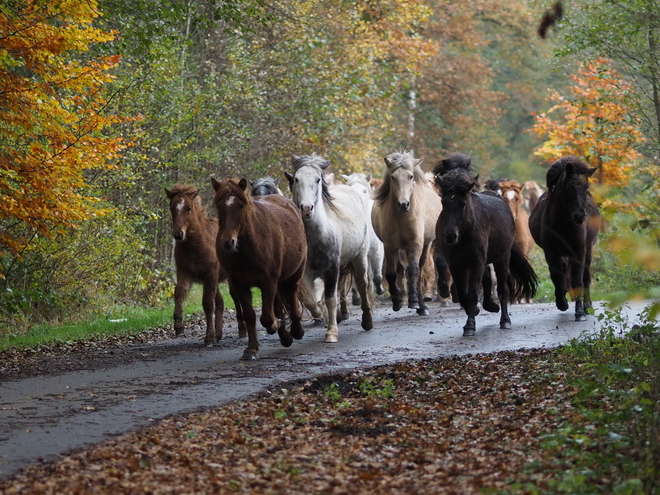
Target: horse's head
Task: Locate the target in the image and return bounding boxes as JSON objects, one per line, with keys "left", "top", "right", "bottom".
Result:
{"left": 286, "top": 153, "right": 331, "bottom": 220}
{"left": 438, "top": 170, "right": 477, "bottom": 245}
{"left": 343, "top": 173, "right": 372, "bottom": 201}
{"left": 165, "top": 185, "right": 201, "bottom": 242}
{"left": 211, "top": 177, "right": 250, "bottom": 252}
{"left": 499, "top": 180, "right": 523, "bottom": 218}
{"left": 384, "top": 151, "right": 424, "bottom": 213}
{"left": 250, "top": 177, "right": 282, "bottom": 197}
{"left": 548, "top": 156, "right": 597, "bottom": 225}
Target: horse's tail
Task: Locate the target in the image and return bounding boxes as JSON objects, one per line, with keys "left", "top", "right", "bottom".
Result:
{"left": 507, "top": 243, "right": 538, "bottom": 302}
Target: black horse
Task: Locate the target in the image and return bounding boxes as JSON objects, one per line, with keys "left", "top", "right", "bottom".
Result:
{"left": 528, "top": 156, "right": 601, "bottom": 321}
{"left": 435, "top": 169, "right": 537, "bottom": 336}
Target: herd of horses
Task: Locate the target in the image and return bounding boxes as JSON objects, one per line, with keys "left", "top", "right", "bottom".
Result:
{"left": 165, "top": 152, "right": 601, "bottom": 360}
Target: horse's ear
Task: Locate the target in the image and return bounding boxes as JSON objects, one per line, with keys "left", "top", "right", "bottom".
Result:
{"left": 189, "top": 188, "right": 199, "bottom": 200}
{"left": 365, "top": 173, "right": 372, "bottom": 182}
{"left": 273, "top": 177, "right": 280, "bottom": 185}
{"left": 238, "top": 178, "right": 248, "bottom": 191}
{"left": 384, "top": 157, "right": 393, "bottom": 168}
{"left": 341, "top": 174, "right": 350, "bottom": 182}
{"left": 586, "top": 167, "right": 598, "bottom": 178}
{"left": 211, "top": 177, "right": 221, "bottom": 191}
{"left": 284, "top": 172, "right": 294, "bottom": 185}
{"left": 321, "top": 160, "right": 331, "bottom": 170}
{"left": 291, "top": 154, "right": 300, "bottom": 164}
{"left": 164, "top": 188, "right": 175, "bottom": 199}
{"left": 414, "top": 158, "right": 424, "bottom": 168}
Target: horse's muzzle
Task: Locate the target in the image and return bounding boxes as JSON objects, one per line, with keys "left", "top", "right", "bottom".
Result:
{"left": 222, "top": 239, "right": 238, "bottom": 252}
{"left": 300, "top": 204, "right": 314, "bottom": 219}
{"left": 173, "top": 231, "right": 185, "bottom": 241}
{"left": 444, "top": 231, "right": 458, "bottom": 245}
{"left": 398, "top": 201, "right": 410, "bottom": 212}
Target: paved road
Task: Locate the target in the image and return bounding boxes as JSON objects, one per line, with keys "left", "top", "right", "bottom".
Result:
{"left": 0, "top": 299, "right": 653, "bottom": 479}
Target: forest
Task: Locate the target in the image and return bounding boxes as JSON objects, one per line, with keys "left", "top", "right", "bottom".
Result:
{"left": 1, "top": 0, "right": 659, "bottom": 329}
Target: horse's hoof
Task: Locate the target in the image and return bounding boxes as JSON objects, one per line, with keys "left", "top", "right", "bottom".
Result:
{"left": 361, "top": 317, "right": 373, "bottom": 331}
{"left": 408, "top": 299, "right": 420, "bottom": 310}
{"left": 441, "top": 300, "right": 452, "bottom": 307}
{"left": 266, "top": 326, "right": 277, "bottom": 335}
{"left": 392, "top": 302, "right": 402, "bottom": 311}
{"left": 575, "top": 313, "right": 587, "bottom": 322}
{"left": 313, "top": 318, "right": 325, "bottom": 326}
{"left": 290, "top": 326, "right": 305, "bottom": 340}
{"left": 423, "top": 295, "right": 433, "bottom": 302}
{"left": 417, "top": 307, "right": 430, "bottom": 316}
{"left": 238, "top": 324, "right": 247, "bottom": 339}
{"left": 175, "top": 329, "right": 185, "bottom": 337}
{"left": 341, "top": 312, "right": 350, "bottom": 321}
{"left": 204, "top": 339, "right": 214, "bottom": 347}
{"left": 463, "top": 327, "right": 476, "bottom": 337}
{"left": 240, "top": 351, "right": 257, "bottom": 361}
{"left": 556, "top": 298, "right": 569, "bottom": 311}
{"left": 483, "top": 301, "right": 500, "bottom": 313}
{"left": 376, "top": 286, "right": 385, "bottom": 296}
{"left": 325, "top": 333, "right": 339, "bottom": 343}
{"left": 500, "top": 322, "right": 511, "bottom": 330}
{"left": 279, "top": 333, "right": 293, "bottom": 348}
{"left": 352, "top": 295, "right": 361, "bottom": 306}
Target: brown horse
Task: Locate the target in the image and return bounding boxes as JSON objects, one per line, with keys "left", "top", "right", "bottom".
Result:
{"left": 211, "top": 177, "right": 307, "bottom": 360}
{"left": 372, "top": 150, "right": 442, "bottom": 316}
{"left": 165, "top": 185, "right": 229, "bottom": 346}
{"left": 522, "top": 180, "right": 544, "bottom": 214}
{"left": 529, "top": 156, "right": 601, "bottom": 321}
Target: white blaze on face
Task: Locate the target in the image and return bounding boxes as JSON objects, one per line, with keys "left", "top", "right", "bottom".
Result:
{"left": 176, "top": 198, "right": 186, "bottom": 213}
{"left": 505, "top": 190, "right": 516, "bottom": 201}
{"left": 225, "top": 195, "right": 236, "bottom": 207}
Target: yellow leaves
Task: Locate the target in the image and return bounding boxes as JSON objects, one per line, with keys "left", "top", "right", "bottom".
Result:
{"left": 0, "top": 0, "right": 126, "bottom": 261}
{"left": 531, "top": 58, "right": 644, "bottom": 186}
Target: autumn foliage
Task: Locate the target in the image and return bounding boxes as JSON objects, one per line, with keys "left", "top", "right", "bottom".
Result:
{"left": 531, "top": 58, "right": 644, "bottom": 186}
{"left": 0, "top": 0, "right": 126, "bottom": 259}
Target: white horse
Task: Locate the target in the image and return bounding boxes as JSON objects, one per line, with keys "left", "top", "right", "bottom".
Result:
{"left": 342, "top": 172, "right": 385, "bottom": 296}
{"left": 285, "top": 153, "right": 373, "bottom": 343}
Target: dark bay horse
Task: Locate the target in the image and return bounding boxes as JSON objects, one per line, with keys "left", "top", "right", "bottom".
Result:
{"left": 434, "top": 169, "right": 537, "bottom": 336}
{"left": 211, "top": 177, "right": 307, "bottom": 360}
{"left": 529, "top": 156, "right": 601, "bottom": 321}
{"left": 165, "top": 185, "right": 228, "bottom": 346}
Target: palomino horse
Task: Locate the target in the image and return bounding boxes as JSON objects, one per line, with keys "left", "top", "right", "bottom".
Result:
{"left": 165, "top": 184, "right": 230, "bottom": 346}
{"left": 342, "top": 172, "right": 385, "bottom": 296}
{"left": 434, "top": 168, "right": 537, "bottom": 336}
{"left": 372, "top": 150, "right": 442, "bottom": 316}
{"left": 499, "top": 180, "right": 535, "bottom": 257}
{"left": 529, "top": 156, "right": 601, "bottom": 321}
{"left": 211, "top": 178, "right": 307, "bottom": 359}
{"left": 285, "top": 153, "right": 373, "bottom": 343}
{"left": 522, "top": 180, "right": 544, "bottom": 214}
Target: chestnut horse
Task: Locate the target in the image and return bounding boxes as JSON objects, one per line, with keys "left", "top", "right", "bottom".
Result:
{"left": 211, "top": 178, "right": 307, "bottom": 360}
{"left": 435, "top": 169, "right": 537, "bottom": 336}
{"left": 529, "top": 156, "right": 601, "bottom": 321}
{"left": 499, "top": 180, "right": 535, "bottom": 257}
{"left": 372, "top": 150, "right": 442, "bottom": 316}
{"left": 165, "top": 185, "right": 228, "bottom": 346}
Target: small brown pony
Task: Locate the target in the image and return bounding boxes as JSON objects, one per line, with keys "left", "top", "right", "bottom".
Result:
{"left": 372, "top": 150, "right": 443, "bottom": 316}
{"left": 211, "top": 177, "right": 308, "bottom": 360}
{"left": 165, "top": 185, "right": 230, "bottom": 346}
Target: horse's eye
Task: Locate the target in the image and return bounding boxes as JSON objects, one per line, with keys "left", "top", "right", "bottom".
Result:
{"left": 187, "top": 207, "right": 192, "bottom": 212}
{"left": 316, "top": 178, "right": 321, "bottom": 183}
{"left": 409, "top": 175, "right": 413, "bottom": 180}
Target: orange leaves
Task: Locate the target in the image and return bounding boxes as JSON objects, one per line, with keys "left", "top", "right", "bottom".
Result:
{"left": 0, "top": 0, "right": 126, "bottom": 259}
{"left": 531, "top": 58, "right": 644, "bottom": 186}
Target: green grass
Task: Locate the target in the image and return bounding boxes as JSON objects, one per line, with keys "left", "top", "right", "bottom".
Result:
{"left": 0, "top": 284, "right": 234, "bottom": 351}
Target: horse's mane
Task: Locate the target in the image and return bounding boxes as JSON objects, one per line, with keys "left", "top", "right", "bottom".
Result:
{"left": 215, "top": 178, "right": 251, "bottom": 210}
{"left": 437, "top": 169, "right": 477, "bottom": 195}
{"left": 373, "top": 150, "right": 427, "bottom": 205}
{"left": 292, "top": 152, "right": 334, "bottom": 209}
{"left": 432, "top": 153, "right": 473, "bottom": 177}
{"left": 167, "top": 184, "right": 206, "bottom": 213}
{"left": 546, "top": 156, "right": 592, "bottom": 192}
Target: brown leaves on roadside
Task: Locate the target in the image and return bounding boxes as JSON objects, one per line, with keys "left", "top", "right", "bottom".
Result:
{"left": 0, "top": 349, "right": 573, "bottom": 494}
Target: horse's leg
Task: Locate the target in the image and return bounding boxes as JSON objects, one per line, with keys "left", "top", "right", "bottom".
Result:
{"left": 173, "top": 272, "right": 192, "bottom": 338}
{"left": 384, "top": 247, "right": 403, "bottom": 311}
{"left": 583, "top": 245, "right": 594, "bottom": 311}
{"left": 200, "top": 276, "right": 218, "bottom": 346}
{"left": 337, "top": 273, "right": 350, "bottom": 322}
{"left": 481, "top": 265, "right": 500, "bottom": 313}
{"left": 301, "top": 271, "right": 326, "bottom": 324}
{"left": 231, "top": 286, "right": 258, "bottom": 360}
{"left": 352, "top": 252, "right": 374, "bottom": 331}
{"left": 493, "top": 259, "right": 511, "bottom": 329}
{"left": 545, "top": 251, "right": 569, "bottom": 311}
{"left": 286, "top": 278, "right": 305, "bottom": 341}
{"left": 323, "top": 265, "right": 341, "bottom": 343}
{"left": 214, "top": 283, "right": 225, "bottom": 342}
{"left": 261, "top": 283, "right": 293, "bottom": 347}
{"left": 569, "top": 255, "right": 587, "bottom": 322}
{"left": 462, "top": 265, "right": 484, "bottom": 336}
{"left": 371, "top": 245, "right": 385, "bottom": 296}
{"left": 235, "top": 296, "right": 247, "bottom": 338}
{"left": 412, "top": 243, "right": 430, "bottom": 316}
{"left": 272, "top": 292, "right": 287, "bottom": 334}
